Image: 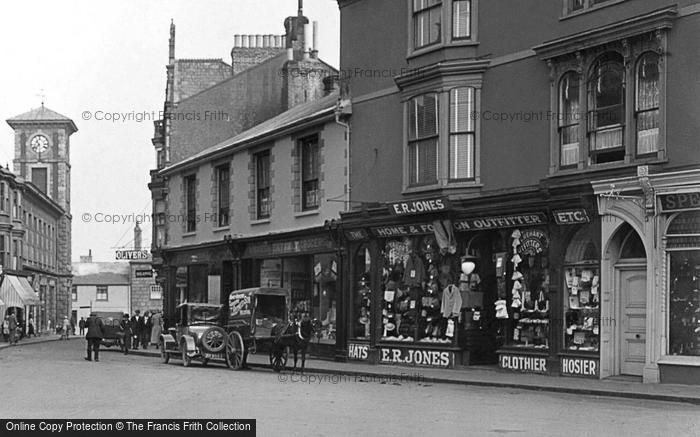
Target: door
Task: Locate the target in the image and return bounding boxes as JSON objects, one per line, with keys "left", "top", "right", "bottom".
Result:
{"left": 618, "top": 268, "right": 647, "bottom": 376}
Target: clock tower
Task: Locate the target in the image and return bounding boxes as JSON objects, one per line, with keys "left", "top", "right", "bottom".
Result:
{"left": 6, "top": 104, "right": 76, "bottom": 326}
{"left": 7, "top": 104, "right": 77, "bottom": 211}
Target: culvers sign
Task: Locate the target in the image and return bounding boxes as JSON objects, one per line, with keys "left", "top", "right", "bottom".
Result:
{"left": 379, "top": 347, "right": 453, "bottom": 368}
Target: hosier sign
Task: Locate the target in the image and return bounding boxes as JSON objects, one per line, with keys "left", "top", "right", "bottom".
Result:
{"left": 380, "top": 347, "right": 453, "bottom": 368}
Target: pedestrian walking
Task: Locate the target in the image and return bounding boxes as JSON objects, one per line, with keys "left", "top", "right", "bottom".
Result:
{"left": 2, "top": 316, "right": 10, "bottom": 342}
{"left": 150, "top": 311, "right": 162, "bottom": 348}
{"left": 130, "top": 310, "right": 142, "bottom": 349}
{"left": 8, "top": 311, "right": 18, "bottom": 345}
{"left": 84, "top": 312, "right": 104, "bottom": 362}
{"left": 119, "top": 313, "right": 131, "bottom": 354}
{"left": 78, "top": 317, "right": 86, "bottom": 335}
{"left": 27, "top": 318, "right": 35, "bottom": 338}
{"left": 141, "top": 311, "right": 152, "bottom": 349}
{"left": 70, "top": 317, "right": 76, "bottom": 335}
{"left": 60, "top": 316, "right": 71, "bottom": 340}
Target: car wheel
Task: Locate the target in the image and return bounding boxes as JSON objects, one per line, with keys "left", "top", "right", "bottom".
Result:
{"left": 270, "top": 346, "right": 288, "bottom": 373}
{"left": 200, "top": 326, "right": 227, "bottom": 354}
{"left": 226, "top": 331, "right": 245, "bottom": 370}
{"left": 181, "top": 343, "right": 191, "bottom": 368}
{"left": 160, "top": 341, "right": 169, "bottom": 364}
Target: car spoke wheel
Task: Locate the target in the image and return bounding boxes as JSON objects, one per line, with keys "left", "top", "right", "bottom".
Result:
{"left": 270, "top": 346, "right": 288, "bottom": 373}
{"left": 200, "top": 326, "right": 227, "bottom": 354}
{"left": 160, "top": 341, "right": 169, "bottom": 364}
{"left": 226, "top": 331, "right": 245, "bottom": 370}
{"left": 181, "top": 343, "right": 191, "bottom": 367}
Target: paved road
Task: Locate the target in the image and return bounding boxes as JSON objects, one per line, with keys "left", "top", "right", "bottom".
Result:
{"left": 1, "top": 340, "right": 698, "bottom": 437}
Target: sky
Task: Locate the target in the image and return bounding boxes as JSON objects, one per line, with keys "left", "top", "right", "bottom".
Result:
{"left": 0, "top": 0, "right": 340, "bottom": 262}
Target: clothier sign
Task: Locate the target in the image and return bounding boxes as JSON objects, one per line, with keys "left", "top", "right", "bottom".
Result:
{"left": 499, "top": 354, "right": 548, "bottom": 373}
{"left": 379, "top": 347, "right": 453, "bottom": 368}
{"left": 388, "top": 197, "right": 451, "bottom": 216}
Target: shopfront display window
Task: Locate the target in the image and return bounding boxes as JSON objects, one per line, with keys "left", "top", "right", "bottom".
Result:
{"left": 563, "top": 265, "right": 600, "bottom": 352}
{"left": 353, "top": 245, "right": 372, "bottom": 340}
{"left": 508, "top": 228, "right": 551, "bottom": 349}
{"left": 379, "top": 235, "right": 462, "bottom": 344}
{"left": 667, "top": 211, "right": 700, "bottom": 357}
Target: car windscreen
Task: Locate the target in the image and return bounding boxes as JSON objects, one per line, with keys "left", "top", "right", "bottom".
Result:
{"left": 189, "top": 306, "right": 221, "bottom": 323}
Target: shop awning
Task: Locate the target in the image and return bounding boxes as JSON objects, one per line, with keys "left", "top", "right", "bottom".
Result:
{"left": 0, "top": 275, "right": 40, "bottom": 307}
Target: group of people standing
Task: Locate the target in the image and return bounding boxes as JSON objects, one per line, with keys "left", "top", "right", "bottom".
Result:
{"left": 119, "top": 310, "right": 162, "bottom": 352}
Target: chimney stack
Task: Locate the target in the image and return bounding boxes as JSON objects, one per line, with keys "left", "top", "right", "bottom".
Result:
{"left": 134, "top": 222, "right": 142, "bottom": 251}
{"left": 303, "top": 22, "right": 313, "bottom": 60}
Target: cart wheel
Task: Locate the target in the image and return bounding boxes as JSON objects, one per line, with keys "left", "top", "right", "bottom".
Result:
{"left": 181, "top": 343, "right": 191, "bottom": 368}
{"left": 270, "top": 346, "right": 288, "bottom": 372}
{"left": 200, "top": 326, "right": 227, "bottom": 354}
{"left": 226, "top": 331, "right": 245, "bottom": 370}
{"left": 160, "top": 341, "right": 169, "bottom": 364}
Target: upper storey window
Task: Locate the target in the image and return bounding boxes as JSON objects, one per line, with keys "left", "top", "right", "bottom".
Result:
{"left": 563, "top": 0, "right": 618, "bottom": 17}
{"left": 411, "top": 0, "right": 476, "bottom": 54}
{"left": 587, "top": 52, "right": 625, "bottom": 164}
{"left": 413, "top": 0, "right": 442, "bottom": 49}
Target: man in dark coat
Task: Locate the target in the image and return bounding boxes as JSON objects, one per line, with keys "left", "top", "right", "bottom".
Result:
{"left": 130, "top": 310, "right": 142, "bottom": 349}
{"left": 84, "top": 312, "right": 104, "bottom": 362}
{"left": 78, "top": 317, "right": 86, "bottom": 335}
{"left": 119, "top": 313, "right": 131, "bottom": 354}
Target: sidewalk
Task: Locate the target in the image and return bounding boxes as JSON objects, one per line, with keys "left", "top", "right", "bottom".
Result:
{"left": 0, "top": 333, "right": 63, "bottom": 350}
{"left": 123, "top": 346, "right": 700, "bottom": 405}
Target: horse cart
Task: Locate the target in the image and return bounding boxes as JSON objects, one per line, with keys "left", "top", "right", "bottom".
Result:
{"left": 159, "top": 287, "right": 294, "bottom": 372}
{"left": 225, "top": 287, "right": 292, "bottom": 372}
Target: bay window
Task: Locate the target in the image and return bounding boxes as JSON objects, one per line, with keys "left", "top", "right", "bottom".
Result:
{"left": 413, "top": 0, "right": 442, "bottom": 49}
{"left": 411, "top": 0, "right": 476, "bottom": 52}
{"left": 449, "top": 87, "right": 475, "bottom": 180}
{"left": 408, "top": 93, "right": 439, "bottom": 186}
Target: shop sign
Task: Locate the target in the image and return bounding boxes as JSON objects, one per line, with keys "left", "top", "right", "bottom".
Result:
{"left": 115, "top": 250, "right": 150, "bottom": 260}
{"left": 244, "top": 236, "right": 334, "bottom": 258}
{"left": 175, "top": 266, "right": 187, "bottom": 288}
{"left": 552, "top": 209, "right": 590, "bottom": 225}
{"left": 371, "top": 223, "right": 435, "bottom": 237}
{"left": 347, "top": 343, "right": 370, "bottom": 361}
{"left": 659, "top": 192, "right": 700, "bottom": 212}
{"left": 499, "top": 354, "right": 548, "bottom": 373}
{"left": 560, "top": 357, "right": 599, "bottom": 378}
{"left": 517, "top": 229, "right": 549, "bottom": 256}
{"left": 345, "top": 228, "right": 369, "bottom": 241}
{"left": 379, "top": 347, "right": 453, "bottom": 368}
{"left": 453, "top": 213, "right": 547, "bottom": 231}
{"left": 134, "top": 270, "right": 153, "bottom": 278}
{"left": 388, "top": 197, "right": 451, "bottom": 216}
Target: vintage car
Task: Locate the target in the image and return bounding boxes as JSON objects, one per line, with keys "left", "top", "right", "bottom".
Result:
{"left": 159, "top": 302, "right": 228, "bottom": 367}
{"left": 99, "top": 316, "right": 128, "bottom": 353}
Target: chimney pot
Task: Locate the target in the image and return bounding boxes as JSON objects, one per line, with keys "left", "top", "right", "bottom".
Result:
{"left": 256, "top": 34, "right": 263, "bottom": 47}
{"left": 241, "top": 35, "right": 249, "bottom": 48}
{"left": 234, "top": 34, "right": 241, "bottom": 47}
{"left": 248, "top": 35, "right": 255, "bottom": 47}
{"left": 313, "top": 21, "right": 319, "bottom": 53}
{"left": 263, "top": 35, "right": 270, "bottom": 47}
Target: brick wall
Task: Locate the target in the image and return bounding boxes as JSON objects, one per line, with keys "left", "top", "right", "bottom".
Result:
{"left": 174, "top": 59, "right": 232, "bottom": 103}
{"left": 231, "top": 47, "right": 285, "bottom": 76}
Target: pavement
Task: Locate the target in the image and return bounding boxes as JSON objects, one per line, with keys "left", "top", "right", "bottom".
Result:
{"left": 4, "top": 334, "right": 700, "bottom": 405}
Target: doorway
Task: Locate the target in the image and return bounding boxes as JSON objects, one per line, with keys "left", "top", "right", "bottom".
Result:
{"left": 613, "top": 224, "right": 647, "bottom": 377}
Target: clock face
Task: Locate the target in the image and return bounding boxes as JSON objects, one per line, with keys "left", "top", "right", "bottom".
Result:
{"left": 30, "top": 135, "right": 49, "bottom": 153}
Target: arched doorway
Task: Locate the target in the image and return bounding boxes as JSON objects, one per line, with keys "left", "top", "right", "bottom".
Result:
{"left": 608, "top": 223, "right": 648, "bottom": 376}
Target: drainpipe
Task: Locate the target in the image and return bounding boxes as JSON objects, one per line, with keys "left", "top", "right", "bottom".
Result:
{"left": 334, "top": 107, "right": 350, "bottom": 211}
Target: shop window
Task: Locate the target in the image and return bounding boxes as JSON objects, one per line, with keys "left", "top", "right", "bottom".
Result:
{"left": 313, "top": 254, "right": 338, "bottom": 344}
{"left": 508, "top": 229, "right": 552, "bottom": 350}
{"left": 184, "top": 175, "right": 197, "bottom": 232}
{"left": 559, "top": 71, "right": 580, "bottom": 168}
{"left": 216, "top": 164, "right": 230, "bottom": 227}
{"left": 187, "top": 265, "right": 208, "bottom": 303}
{"left": 635, "top": 52, "right": 660, "bottom": 155}
{"left": 408, "top": 93, "right": 439, "bottom": 186}
{"left": 667, "top": 211, "right": 700, "bottom": 357}
{"left": 353, "top": 246, "right": 372, "bottom": 340}
{"left": 413, "top": 0, "right": 442, "bottom": 50}
{"left": 96, "top": 286, "right": 108, "bottom": 301}
{"left": 255, "top": 150, "right": 271, "bottom": 219}
{"left": 587, "top": 52, "right": 625, "bottom": 164}
{"left": 300, "top": 136, "right": 320, "bottom": 210}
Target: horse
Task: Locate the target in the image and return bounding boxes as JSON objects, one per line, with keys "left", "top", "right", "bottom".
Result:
{"left": 271, "top": 318, "right": 320, "bottom": 373}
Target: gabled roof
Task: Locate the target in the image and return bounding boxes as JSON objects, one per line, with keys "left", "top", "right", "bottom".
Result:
{"left": 6, "top": 105, "right": 78, "bottom": 134}
{"left": 73, "top": 272, "right": 130, "bottom": 286}
{"left": 161, "top": 91, "right": 339, "bottom": 175}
